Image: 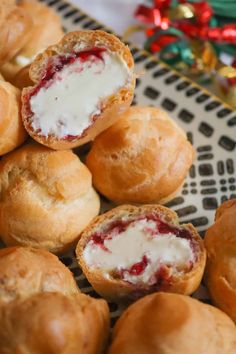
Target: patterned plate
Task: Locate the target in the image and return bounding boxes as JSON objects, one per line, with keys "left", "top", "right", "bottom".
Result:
{"left": 36, "top": 0, "right": 236, "bottom": 326}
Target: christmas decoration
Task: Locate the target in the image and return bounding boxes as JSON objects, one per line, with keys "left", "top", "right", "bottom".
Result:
{"left": 127, "top": 0, "right": 236, "bottom": 107}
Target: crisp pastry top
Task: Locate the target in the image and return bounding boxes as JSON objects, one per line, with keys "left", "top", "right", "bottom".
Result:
{"left": 26, "top": 30, "right": 134, "bottom": 84}
{"left": 86, "top": 106, "right": 195, "bottom": 203}
{"left": 0, "top": 143, "right": 100, "bottom": 253}
{"left": 109, "top": 292, "right": 236, "bottom": 354}
{"left": 0, "top": 143, "right": 92, "bottom": 201}
{"left": 15, "top": 0, "right": 63, "bottom": 60}
{"left": 0, "top": 247, "right": 79, "bottom": 304}
{"left": 1, "top": 0, "right": 64, "bottom": 82}
{"left": 0, "top": 292, "right": 110, "bottom": 354}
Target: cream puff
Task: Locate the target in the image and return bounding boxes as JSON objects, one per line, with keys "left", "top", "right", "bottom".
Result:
{"left": 1, "top": 0, "right": 63, "bottom": 82}
{"left": 0, "top": 80, "right": 27, "bottom": 155}
{"left": 86, "top": 106, "right": 195, "bottom": 204}
{"left": 205, "top": 198, "right": 236, "bottom": 323}
{"left": 0, "top": 292, "right": 109, "bottom": 354}
{"left": 109, "top": 292, "right": 236, "bottom": 354}
{"left": 0, "top": 143, "right": 100, "bottom": 253}
{"left": 21, "top": 30, "right": 135, "bottom": 150}
{"left": 0, "top": 1, "right": 32, "bottom": 65}
{"left": 76, "top": 205, "right": 206, "bottom": 301}
{"left": 0, "top": 246, "right": 79, "bottom": 304}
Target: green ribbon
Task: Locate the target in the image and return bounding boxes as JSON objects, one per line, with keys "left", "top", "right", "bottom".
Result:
{"left": 160, "top": 40, "right": 195, "bottom": 66}
{"left": 144, "top": 28, "right": 195, "bottom": 66}
{"left": 145, "top": 0, "right": 236, "bottom": 69}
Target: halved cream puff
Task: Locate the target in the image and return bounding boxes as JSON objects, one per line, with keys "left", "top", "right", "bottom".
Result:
{"left": 76, "top": 205, "right": 206, "bottom": 301}
{"left": 21, "top": 30, "right": 135, "bottom": 149}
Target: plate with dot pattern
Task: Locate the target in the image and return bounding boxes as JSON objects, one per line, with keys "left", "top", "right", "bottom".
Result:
{"left": 29, "top": 0, "right": 236, "bottom": 325}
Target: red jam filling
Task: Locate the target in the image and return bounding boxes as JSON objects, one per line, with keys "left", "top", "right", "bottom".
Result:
{"left": 90, "top": 214, "right": 194, "bottom": 245}
{"left": 89, "top": 213, "right": 197, "bottom": 285}
{"left": 124, "top": 255, "right": 149, "bottom": 276}
{"left": 24, "top": 47, "right": 106, "bottom": 140}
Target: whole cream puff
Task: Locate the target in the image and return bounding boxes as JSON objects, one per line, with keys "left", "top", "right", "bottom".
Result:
{"left": 0, "top": 246, "right": 79, "bottom": 304}
{"left": 0, "top": 292, "right": 109, "bottom": 354}
{"left": 109, "top": 292, "right": 236, "bottom": 354}
{"left": 86, "top": 106, "right": 195, "bottom": 204}
{"left": 0, "top": 143, "right": 100, "bottom": 253}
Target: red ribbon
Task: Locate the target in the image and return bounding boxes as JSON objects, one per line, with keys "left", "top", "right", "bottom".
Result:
{"left": 175, "top": 23, "right": 236, "bottom": 44}
{"left": 154, "top": 0, "right": 171, "bottom": 9}
{"left": 191, "top": 2, "right": 212, "bottom": 24}
{"left": 134, "top": 1, "right": 236, "bottom": 45}
{"left": 135, "top": 5, "right": 162, "bottom": 27}
{"left": 150, "top": 35, "right": 178, "bottom": 52}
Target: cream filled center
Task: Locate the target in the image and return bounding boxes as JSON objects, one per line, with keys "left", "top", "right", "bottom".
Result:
{"left": 83, "top": 219, "right": 194, "bottom": 285}
{"left": 29, "top": 50, "right": 130, "bottom": 138}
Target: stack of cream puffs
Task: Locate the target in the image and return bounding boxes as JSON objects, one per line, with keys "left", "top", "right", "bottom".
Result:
{"left": 0, "top": 2, "right": 136, "bottom": 252}
{"left": 0, "top": 2, "right": 193, "bottom": 252}
{"left": 1, "top": 1, "right": 235, "bottom": 353}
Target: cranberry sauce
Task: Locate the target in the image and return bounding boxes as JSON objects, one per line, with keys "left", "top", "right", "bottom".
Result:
{"left": 124, "top": 256, "right": 149, "bottom": 277}
{"left": 90, "top": 213, "right": 194, "bottom": 247}
{"left": 31, "top": 47, "right": 106, "bottom": 98}
{"left": 127, "top": 265, "right": 173, "bottom": 300}
{"left": 24, "top": 47, "right": 106, "bottom": 138}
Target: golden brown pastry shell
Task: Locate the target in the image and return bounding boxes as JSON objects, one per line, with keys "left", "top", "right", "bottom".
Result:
{"left": 0, "top": 246, "right": 79, "bottom": 304}
{"left": 0, "top": 81, "right": 27, "bottom": 155}
{"left": 1, "top": 0, "right": 63, "bottom": 82}
{"left": 86, "top": 106, "right": 195, "bottom": 204}
{"left": 109, "top": 292, "right": 236, "bottom": 354}
{"left": 0, "top": 292, "right": 109, "bottom": 354}
{"left": 0, "top": 143, "right": 100, "bottom": 253}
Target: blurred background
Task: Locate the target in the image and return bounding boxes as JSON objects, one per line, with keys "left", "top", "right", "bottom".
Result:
{"left": 70, "top": 0, "right": 145, "bottom": 38}
{"left": 70, "top": 0, "right": 236, "bottom": 108}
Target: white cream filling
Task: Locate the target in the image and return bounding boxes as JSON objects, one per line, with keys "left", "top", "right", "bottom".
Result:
{"left": 29, "top": 51, "right": 130, "bottom": 138}
{"left": 83, "top": 219, "right": 194, "bottom": 285}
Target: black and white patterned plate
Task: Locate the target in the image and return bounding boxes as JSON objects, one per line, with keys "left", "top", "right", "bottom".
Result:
{"left": 38, "top": 0, "right": 236, "bottom": 325}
